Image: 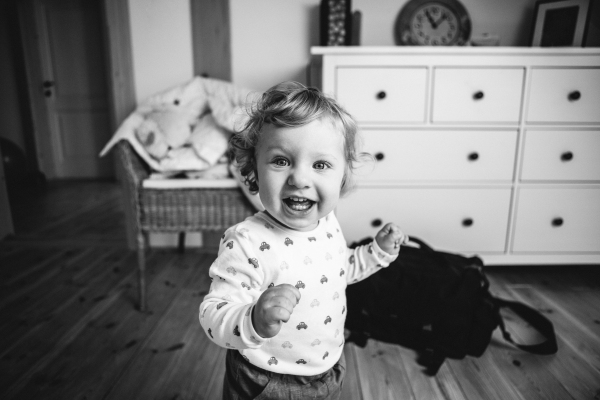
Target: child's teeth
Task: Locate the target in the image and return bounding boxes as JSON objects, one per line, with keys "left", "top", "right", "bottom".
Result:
{"left": 286, "top": 197, "right": 312, "bottom": 210}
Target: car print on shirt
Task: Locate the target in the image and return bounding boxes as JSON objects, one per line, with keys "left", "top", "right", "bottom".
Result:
{"left": 349, "top": 255, "right": 355, "bottom": 264}
{"left": 216, "top": 302, "right": 228, "bottom": 310}
{"left": 282, "top": 341, "right": 293, "bottom": 349}
{"left": 248, "top": 258, "right": 259, "bottom": 268}
{"left": 264, "top": 222, "right": 274, "bottom": 229}
{"left": 233, "top": 325, "right": 240, "bottom": 336}
{"left": 241, "top": 282, "right": 251, "bottom": 290}
{"left": 324, "top": 316, "right": 332, "bottom": 324}
{"left": 226, "top": 241, "right": 234, "bottom": 249}
{"left": 259, "top": 242, "right": 270, "bottom": 251}
{"left": 327, "top": 232, "right": 333, "bottom": 239}
{"left": 284, "top": 237, "right": 294, "bottom": 246}
{"left": 296, "top": 322, "right": 308, "bottom": 330}
{"left": 332, "top": 292, "right": 339, "bottom": 300}
{"left": 323, "top": 351, "right": 329, "bottom": 360}
{"left": 280, "top": 261, "right": 290, "bottom": 270}
{"left": 268, "top": 357, "right": 278, "bottom": 366}
{"left": 268, "top": 282, "right": 274, "bottom": 288}
{"left": 295, "top": 281, "right": 306, "bottom": 289}
{"left": 368, "top": 244, "right": 373, "bottom": 254}
{"left": 310, "top": 299, "right": 320, "bottom": 307}
{"left": 342, "top": 306, "right": 346, "bottom": 314}
{"left": 296, "top": 359, "right": 307, "bottom": 364}
{"left": 320, "top": 275, "right": 328, "bottom": 284}
{"left": 226, "top": 266, "right": 237, "bottom": 275}
{"left": 339, "top": 268, "right": 345, "bottom": 277}
{"left": 308, "top": 237, "right": 316, "bottom": 242}
{"left": 325, "top": 253, "right": 332, "bottom": 261}
{"left": 304, "top": 256, "right": 312, "bottom": 265}
{"left": 311, "top": 339, "right": 321, "bottom": 346}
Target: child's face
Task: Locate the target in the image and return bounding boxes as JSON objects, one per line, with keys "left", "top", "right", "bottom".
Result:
{"left": 255, "top": 118, "right": 346, "bottom": 231}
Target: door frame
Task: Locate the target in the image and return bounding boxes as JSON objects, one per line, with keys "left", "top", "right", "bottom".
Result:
{"left": 18, "top": 0, "right": 136, "bottom": 179}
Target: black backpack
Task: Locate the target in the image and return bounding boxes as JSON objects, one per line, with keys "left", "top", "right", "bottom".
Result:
{"left": 346, "top": 237, "right": 558, "bottom": 375}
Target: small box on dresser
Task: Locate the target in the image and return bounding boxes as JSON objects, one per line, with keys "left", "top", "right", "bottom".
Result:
{"left": 310, "top": 46, "right": 600, "bottom": 265}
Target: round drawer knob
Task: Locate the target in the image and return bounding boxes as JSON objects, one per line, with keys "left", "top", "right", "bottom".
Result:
{"left": 568, "top": 91, "right": 581, "bottom": 101}
{"left": 467, "top": 152, "right": 479, "bottom": 161}
{"left": 473, "top": 91, "right": 484, "bottom": 100}
{"left": 374, "top": 152, "right": 385, "bottom": 161}
{"left": 462, "top": 218, "right": 474, "bottom": 227}
{"left": 371, "top": 218, "right": 382, "bottom": 228}
{"left": 551, "top": 217, "right": 564, "bottom": 227}
{"left": 560, "top": 151, "right": 573, "bottom": 162}
{"left": 376, "top": 91, "right": 387, "bottom": 100}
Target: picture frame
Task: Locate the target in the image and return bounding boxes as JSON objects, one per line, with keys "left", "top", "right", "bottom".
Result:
{"left": 530, "top": 0, "right": 591, "bottom": 46}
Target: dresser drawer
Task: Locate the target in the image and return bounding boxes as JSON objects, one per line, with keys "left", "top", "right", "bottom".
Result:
{"left": 432, "top": 68, "right": 524, "bottom": 123}
{"left": 356, "top": 130, "right": 517, "bottom": 182}
{"left": 526, "top": 68, "right": 600, "bottom": 123}
{"left": 512, "top": 188, "right": 600, "bottom": 253}
{"left": 337, "top": 187, "right": 511, "bottom": 253}
{"left": 521, "top": 130, "right": 600, "bottom": 182}
{"left": 336, "top": 67, "right": 427, "bottom": 123}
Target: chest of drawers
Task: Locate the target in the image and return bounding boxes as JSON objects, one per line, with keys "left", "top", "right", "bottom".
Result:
{"left": 310, "top": 47, "right": 600, "bottom": 265}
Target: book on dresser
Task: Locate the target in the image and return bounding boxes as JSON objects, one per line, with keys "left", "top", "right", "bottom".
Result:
{"left": 310, "top": 47, "right": 600, "bottom": 265}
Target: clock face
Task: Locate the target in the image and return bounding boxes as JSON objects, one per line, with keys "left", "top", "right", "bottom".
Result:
{"left": 411, "top": 4, "right": 460, "bottom": 45}
{"left": 395, "top": 0, "right": 471, "bottom": 46}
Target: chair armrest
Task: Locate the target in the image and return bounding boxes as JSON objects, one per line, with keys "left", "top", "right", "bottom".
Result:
{"left": 115, "top": 140, "right": 150, "bottom": 187}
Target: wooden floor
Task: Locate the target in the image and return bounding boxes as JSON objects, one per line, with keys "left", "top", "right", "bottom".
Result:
{"left": 1, "top": 181, "right": 599, "bottom": 399}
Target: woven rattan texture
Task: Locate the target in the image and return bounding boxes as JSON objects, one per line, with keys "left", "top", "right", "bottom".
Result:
{"left": 116, "top": 141, "right": 255, "bottom": 233}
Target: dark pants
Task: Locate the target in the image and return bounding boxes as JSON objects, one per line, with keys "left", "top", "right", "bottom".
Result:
{"left": 222, "top": 349, "right": 346, "bottom": 400}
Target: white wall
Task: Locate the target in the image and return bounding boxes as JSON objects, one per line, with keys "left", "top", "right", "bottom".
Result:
{"left": 230, "top": 0, "right": 320, "bottom": 92}
{"left": 128, "top": 0, "right": 194, "bottom": 103}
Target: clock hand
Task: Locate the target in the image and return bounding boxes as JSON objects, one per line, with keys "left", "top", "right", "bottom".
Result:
{"left": 434, "top": 13, "right": 447, "bottom": 27}
{"left": 425, "top": 10, "right": 437, "bottom": 28}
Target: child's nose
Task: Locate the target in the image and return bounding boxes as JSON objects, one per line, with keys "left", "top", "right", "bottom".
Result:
{"left": 287, "top": 167, "right": 310, "bottom": 188}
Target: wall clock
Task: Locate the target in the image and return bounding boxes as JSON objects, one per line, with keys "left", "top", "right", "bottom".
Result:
{"left": 394, "top": 0, "right": 472, "bottom": 46}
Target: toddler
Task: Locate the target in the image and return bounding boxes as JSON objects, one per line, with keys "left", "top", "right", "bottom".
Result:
{"left": 199, "top": 81, "right": 406, "bottom": 399}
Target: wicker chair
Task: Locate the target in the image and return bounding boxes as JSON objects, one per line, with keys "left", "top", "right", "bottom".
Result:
{"left": 115, "top": 141, "right": 255, "bottom": 311}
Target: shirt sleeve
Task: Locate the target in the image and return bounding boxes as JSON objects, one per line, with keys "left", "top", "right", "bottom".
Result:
{"left": 345, "top": 238, "right": 398, "bottom": 284}
{"left": 199, "top": 225, "right": 268, "bottom": 350}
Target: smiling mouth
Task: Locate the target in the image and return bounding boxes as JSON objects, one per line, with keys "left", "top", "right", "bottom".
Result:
{"left": 283, "top": 197, "right": 315, "bottom": 211}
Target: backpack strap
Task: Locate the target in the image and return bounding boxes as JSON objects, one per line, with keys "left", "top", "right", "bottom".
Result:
{"left": 494, "top": 297, "right": 558, "bottom": 355}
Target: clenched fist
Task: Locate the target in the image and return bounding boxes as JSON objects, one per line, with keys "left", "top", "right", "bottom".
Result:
{"left": 375, "top": 222, "right": 407, "bottom": 255}
{"left": 252, "top": 284, "right": 301, "bottom": 338}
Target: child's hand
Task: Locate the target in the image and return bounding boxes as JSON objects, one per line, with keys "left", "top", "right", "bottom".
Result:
{"left": 375, "top": 223, "right": 407, "bottom": 255}
{"left": 252, "top": 284, "right": 301, "bottom": 338}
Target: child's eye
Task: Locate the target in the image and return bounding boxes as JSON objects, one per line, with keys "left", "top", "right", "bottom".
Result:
{"left": 273, "top": 157, "right": 289, "bottom": 167}
{"left": 313, "top": 161, "right": 330, "bottom": 170}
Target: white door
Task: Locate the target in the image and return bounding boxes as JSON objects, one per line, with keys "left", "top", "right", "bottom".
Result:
{"left": 34, "top": 0, "right": 112, "bottom": 178}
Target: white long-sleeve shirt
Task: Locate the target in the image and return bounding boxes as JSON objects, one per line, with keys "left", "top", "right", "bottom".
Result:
{"left": 199, "top": 211, "right": 397, "bottom": 375}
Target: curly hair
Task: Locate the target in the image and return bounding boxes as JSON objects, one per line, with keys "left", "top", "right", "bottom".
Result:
{"left": 230, "top": 81, "right": 365, "bottom": 196}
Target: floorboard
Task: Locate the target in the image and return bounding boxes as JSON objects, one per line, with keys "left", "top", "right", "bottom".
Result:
{"left": 1, "top": 181, "right": 599, "bottom": 399}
